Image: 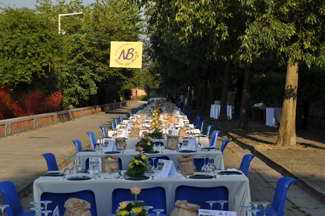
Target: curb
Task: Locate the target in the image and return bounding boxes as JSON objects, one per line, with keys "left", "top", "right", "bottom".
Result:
{"left": 215, "top": 125, "right": 325, "bottom": 205}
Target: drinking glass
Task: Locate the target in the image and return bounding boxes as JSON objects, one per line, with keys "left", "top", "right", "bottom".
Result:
{"left": 64, "top": 158, "right": 71, "bottom": 176}
{"left": 153, "top": 209, "right": 164, "bottom": 216}
{"left": 0, "top": 205, "right": 9, "bottom": 216}
{"left": 31, "top": 207, "right": 44, "bottom": 216}
{"left": 240, "top": 205, "right": 252, "bottom": 216}
{"left": 142, "top": 206, "right": 154, "bottom": 215}
{"left": 260, "top": 201, "right": 270, "bottom": 216}
{"left": 217, "top": 200, "right": 228, "bottom": 210}
{"left": 151, "top": 157, "right": 157, "bottom": 172}
{"left": 250, "top": 209, "right": 260, "bottom": 216}
{"left": 30, "top": 202, "right": 40, "bottom": 207}
{"left": 250, "top": 201, "right": 260, "bottom": 209}
{"left": 70, "top": 156, "right": 77, "bottom": 174}
{"left": 201, "top": 156, "right": 207, "bottom": 172}
{"left": 208, "top": 155, "right": 216, "bottom": 173}
{"left": 40, "top": 200, "right": 52, "bottom": 210}
{"left": 76, "top": 156, "right": 84, "bottom": 173}
{"left": 41, "top": 210, "right": 52, "bottom": 216}
{"left": 206, "top": 201, "right": 217, "bottom": 209}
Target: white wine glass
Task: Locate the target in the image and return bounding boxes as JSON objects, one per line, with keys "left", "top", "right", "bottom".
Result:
{"left": 142, "top": 206, "right": 154, "bottom": 215}
{"left": 70, "top": 156, "right": 77, "bottom": 174}
{"left": 217, "top": 200, "right": 228, "bottom": 210}
{"left": 40, "top": 200, "right": 52, "bottom": 210}
{"left": 250, "top": 201, "right": 260, "bottom": 209}
{"left": 153, "top": 209, "right": 164, "bottom": 216}
{"left": 206, "top": 201, "right": 217, "bottom": 209}
{"left": 250, "top": 208, "right": 260, "bottom": 216}
{"left": 0, "top": 205, "right": 9, "bottom": 216}
{"left": 64, "top": 158, "right": 71, "bottom": 175}
{"left": 260, "top": 201, "right": 270, "bottom": 216}
{"left": 240, "top": 205, "right": 252, "bottom": 216}
{"left": 41, "top": 210, "right": 52, "bottom": 216}
{"left": 31, "top": 207, "right": 44, "bottom": 216}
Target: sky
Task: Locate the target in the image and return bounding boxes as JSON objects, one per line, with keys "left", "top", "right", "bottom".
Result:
{"left": 0, "top": 0, "right": 96, "bottom": 9}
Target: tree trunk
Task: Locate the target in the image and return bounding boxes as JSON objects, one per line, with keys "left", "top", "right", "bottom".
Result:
{"left": 238, "top": 64, "right": 252, "bottom": 129}
{"left": 208, "top": 70, "right": 216, "bottom": 109}
{"left": 276, "top": 59, "right": 299, "bottom": 147}
{"left": 201, "top": 78, "right": 208, "bottom": 111}
{"left": 220, "top": 59, "right": 231, "bottom": 120}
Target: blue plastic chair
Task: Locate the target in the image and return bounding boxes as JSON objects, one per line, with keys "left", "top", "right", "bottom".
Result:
{"left": 99, "top": 125, "right": 107, "bottom": 137}
{"left": 131, "top": 110, "right": 135, "bottom": 115}
{"left": 191, "top": 114, "right": 200, "bottom": 124}
{"left": 41, "top": 153, "right": 59, "bottom": 171}
{"left": 41, "top": 190, "right": 97, "bottom": 216}
{"left": 119, "top": 115, "right": 124, "bottom": 123}
{"left": 194, "top": 158, "right": 205, "bottom": 169}
{"left": 200, "top": 120, "right": 206, "bottom": 134}
{"left": 126, "top": 111, "right": 130, "bottom": 119}
{"left": 175, "top": 185, "right": 229, "bottom": 211}
{"left": 188, "top": 111, "right": 192, "bottom": 120}
{"left": 194, "top": 116, "right": 201, "bottom": 128}
{"left": 206, "top": 125, "right": 213, "bottom": 138}
{"left": 221, "top": 139, "right": 231, "bottom": 153}
{"left": 239, "top": 154, "right": 255, "bottom": 176}
{"left": 257, "top": 177, "right": 296, "bottom": 216}
{"left": 110, "top": 121, "right": 116, "bottom": 130}
{"left": 72, "top": 139, "right": 82, "bottom": 153}
{"left": 114, "top": 118, "right": 119, "bottom": 126}
{"left": 0, "top": 181, "right": 34, "bottom": 216}
{"left": 148, "top": 156, "right": 169, "bottom": 167}
{"left": 112, "top": 187, "right": 167, "bottom": 214}
{"left": 209, "top": 131, "right": 220, "bottom": 147}
{"left": 86, "top": 131, "right": 97, "bottom": 149}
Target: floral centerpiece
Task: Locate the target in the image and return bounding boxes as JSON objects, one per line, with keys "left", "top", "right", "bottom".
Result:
{"left": 124, "top": 147, "right": 151, "bottom": 177}
{"left": 136, "top": 137, "right": 153, "bottom": 152}
{"left": 146, "top": 109, "right": 163, "bottom": 138}
{"left": 114, "top": 187, "right": 147, "bottom": 216}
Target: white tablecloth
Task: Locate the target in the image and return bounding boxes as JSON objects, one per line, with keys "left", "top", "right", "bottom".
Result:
{"left": 77, "top": 149, "right": 224, "bottom": 170}
{"left": 210, "top": 104, "right": 232, "bottom": 120}
{"left": 33, "top": 173, "right": 250, "bottom": 216}
{"left": 265, "top": 108, "right": 282, "bottom": 127}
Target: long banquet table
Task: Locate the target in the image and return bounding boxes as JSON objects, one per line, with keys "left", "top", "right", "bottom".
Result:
{"left": 33, "top": 172, "right": 251, "bottom": 216}
{"left": 210, "top": 104, "right": 232, "bottom": 120}
{"left": 265, "top": 107, "right": 282, "bottom": 127}
{"left": 77, "top": 148, "right": 225, "bottom": 170}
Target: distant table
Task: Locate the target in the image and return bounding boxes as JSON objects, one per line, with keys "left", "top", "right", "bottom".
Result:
{"left": 265, "top": 108, "right": 282, "bottom": 127}
{"left": 210, "top": 104, "right": 232, "bottom": 120}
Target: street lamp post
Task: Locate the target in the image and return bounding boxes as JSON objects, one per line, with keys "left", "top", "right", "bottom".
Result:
{"left": 58, "top": 12, "right": 83, "bottom": 34}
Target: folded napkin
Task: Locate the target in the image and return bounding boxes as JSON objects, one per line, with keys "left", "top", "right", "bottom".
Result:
{"left": 64, "top": 198, "right": 91, "bottom": 216}
{"left": 170, "top": 200, "right": 200, "bottom": 216}
{"left": 163, "top": 113, "right": 169, "bottom": 120}
{"left": 130, "top": 127, "right": 140, "bottom": 138}
{"left": 167, "top": 135, "right": 179, "bottom": 150}
{"left": 178, "top": 126, "right": 186, "bottom": 138}
{"left": 169, "top": 115, "right": 177, "bottom": 124}
{"left": 177, "top": 155, "right": 194, "bottom": 175}
{"left": 101, "top": 155, "right": 120, "bottom": 173}
{"left": 164, "top": 120, "right": 173, "bottom": 129}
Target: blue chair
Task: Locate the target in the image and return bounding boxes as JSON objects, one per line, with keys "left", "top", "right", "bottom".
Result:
{"left": 126, "top": 111, "right": 130, "bottom": 119}
{"left": 257, "top": 177, "right": 296, "bottom": 216}
{"left": 119, "top": 115, "right": 124, "bottom": 123}
{"left": 99, "top": 125, "right": 107, "bottom": 137}
{"left": 114, "top": 118, "right": 119, "bottom": 126}
{"left": 239, "top": 154, "right": 255, "bottom": 176}
{"left": 191, "top": 114, "right": 200, "bottom": 124}
{"left": 175, "top": 185, "right": 229, "bottom": 211}
{"left": 206, "top": 125, "right": 213, "bottom": 138}
{"left": 110, "top": 121, "right": 116, "bottom": 130}
{"left": 194, "top": 116, "right": 201, "bottom": 129}
{"left": 194, "top": 158, "right": 205, "bottom": 169}
{"left": 131, "top": 110, "right": 135, "bottom": 115}
{"left": 0, "top": 181, "right": 34, "bottom": 216}
{"left": 184, "top": 110, "right": 188, "bottom": 115}
{"left": 200, "top": 120, "right": 206, "bottom": 134}
{"left": 148, "top": 156, "right": 169, "bottom": 167}
{"left": 72, "top": 139, "right": 82, "bottom": 153}
{"left": 209, "top": 131, "right": 220, "bottom": 147}
{"left": 188, "top": 111, "right": 192, "bottom": 120}
{"left": 221, "top": 139, "right": 231, "bottom": 153}
{"left": 112, "top": 187, "right": 167, "bottom": 215}
{"left": 41, "top": 153, "right": 59, "bottom": 171}
{"left": 41, "top": 190, "right": 97, "bottom": 216}
{"left": 86, "top": 131, "right": 97, "bottom": 149}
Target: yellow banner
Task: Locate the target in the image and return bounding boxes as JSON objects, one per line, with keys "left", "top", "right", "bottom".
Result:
{"left": 110, "top": 41, "right": 143, "bottom": 68}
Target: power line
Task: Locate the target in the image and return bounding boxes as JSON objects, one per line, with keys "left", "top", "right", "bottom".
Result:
{"left": 0, "top": 1, "right": 9, "bottom": 8}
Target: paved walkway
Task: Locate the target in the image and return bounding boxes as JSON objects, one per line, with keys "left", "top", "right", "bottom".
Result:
{"left": 1, "top": 101, "right": 325, "bottom": 215}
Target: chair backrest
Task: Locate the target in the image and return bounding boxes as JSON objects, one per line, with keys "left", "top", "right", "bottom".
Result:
{"left": 86, "top": 131, "right": 96, "bottom": 149}
{"left": 126, "top": 112, "right": 130, "bottom": 119}
{"left": 200, "top": 120, "right": 206, "bottom": 133}
{"left": 148, "top": 156, "right": 169, "bottom": 167}
{"left": 110, "top": 121, "right": 116, "bottom": 130}
{"left": 221, "top": 139, "right": 231, "bottom": 153}
{"left": 0, "top": 181, "right": 32, "bottom": 216}
{"left": 194, "top": 117, "right": 201, "bottom": 128}
{"left": 209, "top": 131, "right": 220, "bottom": 147}
{"left": 41, "top": 153, "right": 59, "bottom": 171}
{"left": 72, "top": 139, "right": 83, "bottom": 153}
{"left": 119, "top": 115, "right": 124, "bottom": 123}
{"left": 188, "top": 111, "right": 192, "bottom": 120}
{"left": 99, "top": 126, "right": 107, "bottom": 137}
{"left": 112, "top": 187, "right": 166, "bottom": 213}
{"left": 114, "top": 118, "right": 119, "bottom": 126}
{"left": 267, "top": 177, "right": 296, "bottom": 216}
{"left": 206, "top": 125, "right": 213, "bottom": 138}
{"left": 239, "top": 154, "right": 255, "bottom": 176}
{"left": 194, "top": 158, "right": 205, "bottom": 169}
{"left": 182, "top": 106, "right": 186, "bottom": 113}
{"left": 175, "top": 185, "right": 229, "bottom": 210}
{"left": 131, "top": 110, "right": 134, "bottom": 115}
{"left": 41, "top": 190, "right": 97, "bottom": 216}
